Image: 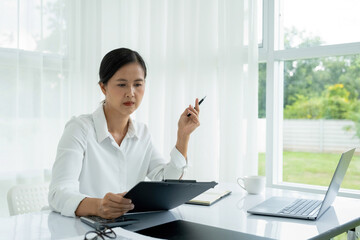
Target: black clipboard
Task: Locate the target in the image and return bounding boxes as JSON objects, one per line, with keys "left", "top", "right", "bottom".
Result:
{"left": 124, "top": 180, "right": 217, "bottom": 213}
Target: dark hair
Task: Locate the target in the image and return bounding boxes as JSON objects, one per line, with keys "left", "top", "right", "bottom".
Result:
{"left": 99, "top": 48, "right": 147, "bottom": 85}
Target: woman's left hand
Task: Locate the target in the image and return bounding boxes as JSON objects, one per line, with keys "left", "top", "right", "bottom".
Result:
{"left": 177, "top": 98, "right": 201, "bottom": 137}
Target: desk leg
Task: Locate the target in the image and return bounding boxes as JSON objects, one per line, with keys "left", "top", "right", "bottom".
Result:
{"left": 347, "top": 226, "right": 360, "bottom": 240}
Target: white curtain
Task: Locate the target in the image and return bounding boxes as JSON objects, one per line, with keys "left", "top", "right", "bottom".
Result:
{"left": 0, "top": 0, "right": 258, "bottom": 190}
{"left": 112, "top": 0, "right": 260, "bottom": 182}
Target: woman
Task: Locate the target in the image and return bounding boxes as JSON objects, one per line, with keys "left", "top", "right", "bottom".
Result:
{"left": 48, "top": 48, "right": 200, "bottom": 219}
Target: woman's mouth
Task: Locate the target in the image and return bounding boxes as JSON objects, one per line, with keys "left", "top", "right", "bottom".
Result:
{"left": 123, "top": 101, "right": 135, "bottom": 106}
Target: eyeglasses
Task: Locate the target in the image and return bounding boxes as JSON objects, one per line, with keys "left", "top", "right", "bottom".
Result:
{"left": 84, "top": 226, "right": 117, "bottom": 240}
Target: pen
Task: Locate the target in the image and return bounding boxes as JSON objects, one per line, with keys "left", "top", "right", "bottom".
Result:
{"left": 163, "top": 179, "right": 197, "bottom": 183}
{"left": 187, "top": 96, "right": 206, "bottom": 117}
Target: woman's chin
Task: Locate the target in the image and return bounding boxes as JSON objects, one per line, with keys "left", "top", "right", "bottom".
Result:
{"left": 120, "top": 107, "right": 136, "bottom": 116}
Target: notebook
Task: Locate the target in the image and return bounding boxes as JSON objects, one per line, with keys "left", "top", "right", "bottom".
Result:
{"left": 247, "top": 148, "right": 355, "bottom": 220}
{"left": 186, "top": 189, "right": 232, "bottom": 206}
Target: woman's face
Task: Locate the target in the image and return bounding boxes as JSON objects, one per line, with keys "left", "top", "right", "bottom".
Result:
{"left": 100, "top": 62, "right": 145, "bottom": 117}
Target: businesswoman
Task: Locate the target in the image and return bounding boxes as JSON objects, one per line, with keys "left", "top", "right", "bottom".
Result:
{"left": 48, "top": 48, "right": 200, "bottom": 219}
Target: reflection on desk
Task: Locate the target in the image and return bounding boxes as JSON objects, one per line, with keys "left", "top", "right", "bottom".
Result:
{"left": 171, "top": 183, "right": 360, "bottom": 240}
{"left": 0, "top": 211, "right": 91, "bottom": 239}
{"left": 246, "top": 206, "right": 340, "bottom": 239}
{"left": 123, "top": 211, "right": 179, "bottom": 232}
{"left": 48, "top": 211, "right": 89, "bottom": 238}
{"left": 0, "top": 183, "right": 359, "bottom": 240}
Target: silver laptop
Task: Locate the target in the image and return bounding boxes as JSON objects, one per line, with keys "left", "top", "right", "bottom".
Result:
{"left": 247, "top": 148, "right": 355, "bottom": 220}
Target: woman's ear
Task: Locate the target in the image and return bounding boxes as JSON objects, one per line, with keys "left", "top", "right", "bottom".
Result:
{"left": 99, "top": 82, "right": 106, "bottom": 95}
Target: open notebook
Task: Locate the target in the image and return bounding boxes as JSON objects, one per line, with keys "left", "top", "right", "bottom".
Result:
{"left": 186, "top": 189, "right": 232, "bottom": 206}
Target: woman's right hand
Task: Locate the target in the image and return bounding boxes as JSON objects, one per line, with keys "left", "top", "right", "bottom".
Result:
{"left": 97, "top": 192, "right": 134, "bottom": 219}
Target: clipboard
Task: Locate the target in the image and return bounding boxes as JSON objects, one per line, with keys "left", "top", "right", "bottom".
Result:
{"left": 124, "top": 180, "right": 217, "bottom": 213}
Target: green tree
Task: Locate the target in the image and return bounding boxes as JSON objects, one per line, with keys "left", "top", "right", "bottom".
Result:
{"left": 258, "top": 63, "right": 266, "bottom": 118}
{"left": 284, "top": 95, "right": 323, "bottom": 119}
{"left": 338, "top": 55, "right": 360, "bottom": 100}
{"left": 257, "top": 27, "right": 360, "bottom": 136}
{"left": 283, "top": 27, "right": 325, "bottom": 107}
{"left": 284, "top": 84, "right": 355, "bottom": 120}
{"left": 322, "top": 84, "right": 351, "bottom": 119}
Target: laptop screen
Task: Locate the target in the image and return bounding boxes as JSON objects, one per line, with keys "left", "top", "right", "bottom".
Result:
{"left": 317, "top": 148, "right": 355, "bottom": 217}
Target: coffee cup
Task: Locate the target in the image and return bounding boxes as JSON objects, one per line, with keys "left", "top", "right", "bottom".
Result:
{"left": 237, "top": 176, "right": 265, "bottom": 194}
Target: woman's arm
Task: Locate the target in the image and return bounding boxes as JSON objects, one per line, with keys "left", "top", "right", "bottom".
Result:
{"left": 75, "top": 198, "right": 99, "bottom": 216}
{"left": 146, "top": 99, "right": 200, "bottom": 181}
{"left": 48, "top": 119, "right": 89, "bottom": 217}
{"left": 75, "top": 193, "right": 134, "bottom": 219}
{"left": 176, "top": 98, "right": 201, "bottom": 159}
{"left": 49, "top": 118, "right": 134, "bottom": 218}
{"left": 175, "top": 134, "right": 190, "bottom": 159}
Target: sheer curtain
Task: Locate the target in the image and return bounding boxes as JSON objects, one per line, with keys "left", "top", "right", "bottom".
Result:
{"left": 0, "top": 0, "right": 258, "bottom": 215}
{"left": 110, "top": 0, "right": 259, "bottom": 181}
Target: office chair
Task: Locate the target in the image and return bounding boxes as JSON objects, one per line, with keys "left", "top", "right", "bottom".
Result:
{"left": 7, "top": 183, "right": 49, "bottom": 216}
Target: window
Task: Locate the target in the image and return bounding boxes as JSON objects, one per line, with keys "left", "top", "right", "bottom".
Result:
{"left": 283, "top": 55, "right": 360, "bottom": 190}
{"left": 257, "top": 0, "right": 263, "bottom": 47}
{"left": 261, "top": 0, "right": 360, "bottom": 196}
{"left": 258, "top": 62, "right": 266, "bottom": 176}
{"left": 283, "top": 0, "right": 360, "bottom": 48}
{"left": 0, "top": 0, "right": 67, "bottom": 53}
{"left": 0, "top": 0, "right": 70, "bottom": 173}
{"left": 258, "top": 63, "right": 266, "bottom": 119}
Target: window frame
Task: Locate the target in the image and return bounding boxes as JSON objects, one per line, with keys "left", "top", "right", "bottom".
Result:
{"left": 261, "top": 0, "right": 360, "bottom": 198}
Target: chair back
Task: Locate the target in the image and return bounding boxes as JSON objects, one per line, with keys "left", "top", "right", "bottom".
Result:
{"left": 7, "top": 183, "right": 49, "bottom": 216}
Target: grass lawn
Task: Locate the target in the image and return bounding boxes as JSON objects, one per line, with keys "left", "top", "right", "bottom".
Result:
{"left": 258, "top": 151, "right": 360, "bottom": 190}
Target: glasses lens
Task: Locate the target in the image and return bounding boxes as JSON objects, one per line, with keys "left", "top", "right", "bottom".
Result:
{"left": 103, "top": 228, "right": 116, "bottom": 238}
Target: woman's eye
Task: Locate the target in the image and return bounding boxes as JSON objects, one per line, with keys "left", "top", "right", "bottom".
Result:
{"left": 135, "top": 84, "right": 142, "bottom": 87}
{"left": 118, "top": 84, "right": 126, "bottom": 87}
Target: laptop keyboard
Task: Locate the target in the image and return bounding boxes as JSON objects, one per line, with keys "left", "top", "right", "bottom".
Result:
{"left": 278, "top": 199, "right": 322, "bottom": 216}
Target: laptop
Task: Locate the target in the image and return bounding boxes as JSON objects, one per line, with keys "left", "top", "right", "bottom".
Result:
{"left": 247, "top": 148, "right": 355, "bottom": 220}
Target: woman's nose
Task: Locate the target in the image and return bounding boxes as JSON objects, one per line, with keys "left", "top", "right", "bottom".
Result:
{"left": 126, "top": 87, "right": 135, "bottom": 97}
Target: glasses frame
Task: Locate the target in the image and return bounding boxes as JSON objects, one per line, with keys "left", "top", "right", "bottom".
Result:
{"left": 84, "top": 225, "right": 117, "bottom": 240}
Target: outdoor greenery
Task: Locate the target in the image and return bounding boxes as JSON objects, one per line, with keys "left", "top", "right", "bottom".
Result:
{"left": 256, "top": 27, "right": 358, "bottom": 240}
{"left": 258, "top": 62, "right": 266, "bottom": 118}
{"left": 258, "top": 27, "right": 360, "bottom": 137}
{"left": 258, "top": 152, "right": 360, "bottom": 190}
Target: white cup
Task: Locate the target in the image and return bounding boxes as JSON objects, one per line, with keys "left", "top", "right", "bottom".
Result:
{"left": 237, "top": 176, "right": 265, "bottom": 194}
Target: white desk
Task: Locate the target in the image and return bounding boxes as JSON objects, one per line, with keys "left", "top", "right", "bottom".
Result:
{"left": 1, "top": 183, "right": 359, "bottom": 240}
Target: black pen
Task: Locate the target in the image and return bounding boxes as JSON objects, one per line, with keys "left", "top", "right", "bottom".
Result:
{"left": 187, "top": 96, "right": 206, "bottom": 117}
{"left": 163, "top": 179, "right": 197, "bottom": 183}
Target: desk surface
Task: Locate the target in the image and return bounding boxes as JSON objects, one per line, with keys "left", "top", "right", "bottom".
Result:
{"left": 1, "top": 183, "right": 360, "bottom": 240}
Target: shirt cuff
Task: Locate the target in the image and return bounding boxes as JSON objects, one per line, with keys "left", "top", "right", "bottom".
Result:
{"left": 170, "top": 147, "right": 188, "bottom": 169}
{"left": 62, "top": 194, "right": 89, "bottom": 217}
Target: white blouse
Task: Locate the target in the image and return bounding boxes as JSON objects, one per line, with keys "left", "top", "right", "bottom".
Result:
{"left": 48, "top": 104, "right": 187, "bottom": 217}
